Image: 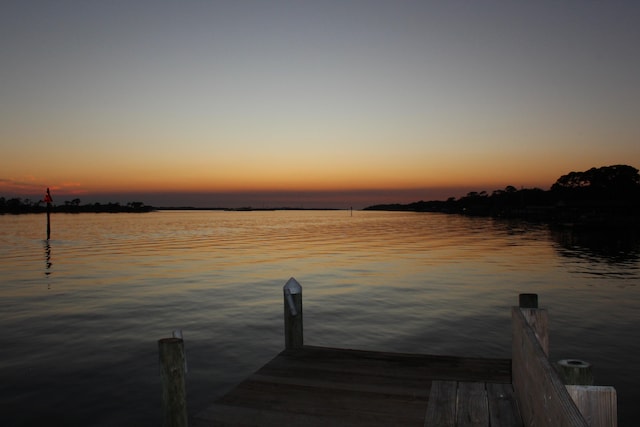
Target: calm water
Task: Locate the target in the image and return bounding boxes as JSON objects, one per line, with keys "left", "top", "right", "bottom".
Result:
{"left": 1, "top": 210, "right": 639, "bottom": 426}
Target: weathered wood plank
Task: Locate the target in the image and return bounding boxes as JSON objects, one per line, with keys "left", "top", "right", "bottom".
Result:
{"left": 424, "top": 381, "right": 523, "bottom": 427}
{"left": 487, "top": 382, "right": 523, "bottom": 427}
{"left": 249, "top": 371, "right": 429, "bottom": 397}
{"left": 519, "top": 307, "right": 549, "bottom": 356}
{"left": 216, "top": 378, "right": 428, "bottom": 424}
{"left": 456, "top": 382, "right": 488, "bottom": 427}
{"left": 273, "top": 346, "right": 512, "bottom": 383}
{"left": 192, "top": 403, "right": 360, "bottom": 427}
{"left": 194, "top": 346, "right": 514, "bottom": 427}
{"left": 255, "top": 354, "right": 431, "bottom": 396}
{"left": 424, "top": 380, "right": 456, "bottom": 427}
{"left": 566, "top": 385, "right": 617, "bottom": 427}
{"left": 512, "top": 307, "right": 588, "bottom": 427}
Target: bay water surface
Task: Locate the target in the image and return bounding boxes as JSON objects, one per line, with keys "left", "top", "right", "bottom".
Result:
{"left": 1, "top": 210, "right": 638, "bottom": 426}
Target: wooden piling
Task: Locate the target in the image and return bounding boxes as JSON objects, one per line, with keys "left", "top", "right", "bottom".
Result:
{"left": 557, "top": 359, "right": 594, "bottom": 386}
{"left": 159, "top": 337, "right": 188, "bottom": 427}
{"left": 283, "top": 277, "right": 303, "bottom": 350}
{"left": 519, "top": 293, "right": 538, "bottom": 308}
{"left": 45, "top": 188, "right": 52, "bottom": 240}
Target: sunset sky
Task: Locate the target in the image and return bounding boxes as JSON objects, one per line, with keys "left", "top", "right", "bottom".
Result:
{"left": 2, "top": 1, "right": 639, "bottom": 208}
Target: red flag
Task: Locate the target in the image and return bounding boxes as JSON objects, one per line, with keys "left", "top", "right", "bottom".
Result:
{"left": 44, "top": 188, "right": 53, "bottom": 204}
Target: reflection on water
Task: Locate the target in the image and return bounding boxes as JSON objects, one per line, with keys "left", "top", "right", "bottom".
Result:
{"left": 551, "top": 226, "right": 640, "bottom": 287}
{"left": 43, "top": 239, "right": 52, "bottom": 275}
{"left": 551, "top": 225, "right": 640, "bottom": 265}
{"left": 0, "top": 211, "right": 639, "bottom": 426}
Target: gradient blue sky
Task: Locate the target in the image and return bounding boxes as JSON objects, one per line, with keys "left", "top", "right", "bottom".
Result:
{"left": 2, "top": 1, "right": 639, "bottom": 208}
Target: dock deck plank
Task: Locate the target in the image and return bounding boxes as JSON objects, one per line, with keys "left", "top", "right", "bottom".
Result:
{"left": 193, "top": 345, "right": 514, "bottom": 427}
{"left": 457, "top": 382, "right": 489, "bottom": 427}
{"left": 487, "top": 383, "right": 523, "bottom": 427}
{"left": 424, "top": 380, "right": 457, "bottom": 427}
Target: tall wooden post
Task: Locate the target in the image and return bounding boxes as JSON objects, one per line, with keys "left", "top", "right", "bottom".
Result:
{"left": 45, "top": 188, "right": 52, "bottom": 240}
{"left": 283, "top": 277, "right": 303, "bottom": 350}
{"left": 158, "top": 337, "right": 188, "bottom": 427}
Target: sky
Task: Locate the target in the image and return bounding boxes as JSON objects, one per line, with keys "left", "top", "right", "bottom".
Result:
{"left": 2, "top": 1, "right": 639, "bottom": 208}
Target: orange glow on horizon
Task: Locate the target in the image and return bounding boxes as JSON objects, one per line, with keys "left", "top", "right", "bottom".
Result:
{"left": 1, "top": 157, "right": 562, "bottom": 200}
{"left": 43, "top": 169, "right": 552, "bottom": 194}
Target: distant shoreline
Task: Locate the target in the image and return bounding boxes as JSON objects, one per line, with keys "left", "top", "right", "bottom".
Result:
{"left": 0, "top": 205, "right": 346, "bottom": 214}
{"left": 156, "top": 206, "right": 342, "bottom": 212}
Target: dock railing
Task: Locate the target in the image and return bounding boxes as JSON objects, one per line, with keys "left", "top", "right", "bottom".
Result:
{"left": 512, "top": 293, "right": 617, "bottom": 427}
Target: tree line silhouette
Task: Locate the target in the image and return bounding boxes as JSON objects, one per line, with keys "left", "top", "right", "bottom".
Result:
{"left": 365, "top": 165, "right": 640, "bottom": 227}
{"left": 3, "top": 165, "right": 638, "bottom": 223}
{"left": 0, "top": 197, "right": 154, "bottom": 214}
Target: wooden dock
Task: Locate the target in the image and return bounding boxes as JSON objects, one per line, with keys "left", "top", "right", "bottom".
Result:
{"left": 193, "top": 346, "right": 517, "bottom": 426}
{"left": 158, "top": 283, "right": 618, "bottom": 427}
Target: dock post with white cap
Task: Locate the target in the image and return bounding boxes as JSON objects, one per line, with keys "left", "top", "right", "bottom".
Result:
{"left": 283, "top": 277, "right": 303, "bottom": 350}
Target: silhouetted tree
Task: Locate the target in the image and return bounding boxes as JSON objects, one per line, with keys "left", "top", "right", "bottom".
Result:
{"left": 551, "top": 165, "right": 640, "bottom": 200}
{"left": 1, "top": 196, "right": 154, "bottom": 214}
{"left": 364, "top": 164, "right": 639, "bottom": 225}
